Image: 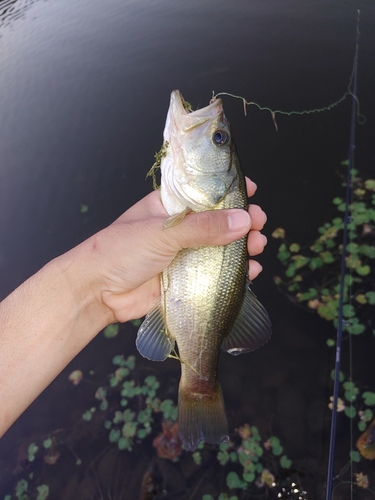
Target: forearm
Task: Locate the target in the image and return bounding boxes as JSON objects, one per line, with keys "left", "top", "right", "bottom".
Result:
{"left": 0, "top": 240, "right": 111, "bottom": 436}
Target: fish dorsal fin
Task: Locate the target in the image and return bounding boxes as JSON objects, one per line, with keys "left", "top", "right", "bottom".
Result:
{"left": 136, "top": 302, "right": 175, "bottom": 361}
{"left": 163, "top": 208, "right": 191, "bottom": 229}
{"left": 221, "top": 286, "right": 272, "bottom": 356}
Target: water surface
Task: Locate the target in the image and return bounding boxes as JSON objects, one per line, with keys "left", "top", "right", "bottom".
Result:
{"left": 0, "top": 0, "right": 374, "bottom": 497}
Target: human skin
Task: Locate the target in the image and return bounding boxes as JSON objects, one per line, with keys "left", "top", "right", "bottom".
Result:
{"left": 0, "top": 178, "right": 267, "bottom": 437}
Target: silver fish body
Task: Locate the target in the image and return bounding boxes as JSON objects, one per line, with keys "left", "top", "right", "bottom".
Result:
{"left": 137, "top": 90, "right": 271, "bottom": 451}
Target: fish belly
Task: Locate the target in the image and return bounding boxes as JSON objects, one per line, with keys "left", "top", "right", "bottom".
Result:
{"left": 162, "top": 237, "right": 246, "bottom": 450}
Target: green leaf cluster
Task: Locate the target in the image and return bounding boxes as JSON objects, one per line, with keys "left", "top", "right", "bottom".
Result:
{"left": 82, "top": 355, "right": 178, "bottom": 452}
{"left": 329, "top": 371, "right": 375, "bottom": 432}
{"left": 203, "top": 425, "right": 292, "bottom": 497}
{"left": 273, "top": 170, "right": 375, "bottom": 336}
{"left": 4, "top": 480, "right": 49, "bottom": 500}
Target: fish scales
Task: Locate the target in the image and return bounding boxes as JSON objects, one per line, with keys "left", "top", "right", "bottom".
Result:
{"left": 136, "top": 90, "right": 272, "bottom": 451}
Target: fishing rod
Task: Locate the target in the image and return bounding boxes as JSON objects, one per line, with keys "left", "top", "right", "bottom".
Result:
{"left": 325, "top": 9, "right": 361, "bottom": 500}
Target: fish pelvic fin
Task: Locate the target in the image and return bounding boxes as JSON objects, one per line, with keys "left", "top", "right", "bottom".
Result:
{"left": 178, "top": 383, "right": 228, "bottom": 451}
{"left": 221, "top": 285, "right": 272, "bottom": 356}
{"left": 136, "top": 302, "right": 175, "bottom": 361}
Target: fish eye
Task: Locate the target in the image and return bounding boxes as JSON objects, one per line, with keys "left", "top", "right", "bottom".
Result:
{"left": 213, "top": 129, "right": 229, "bottom": 146}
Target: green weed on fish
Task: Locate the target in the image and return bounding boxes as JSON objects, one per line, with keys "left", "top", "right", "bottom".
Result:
{"left": 146, "top": 141, "right": 169, "bottom": 190}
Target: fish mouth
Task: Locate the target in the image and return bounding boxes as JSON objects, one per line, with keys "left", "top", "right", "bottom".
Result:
{"left": 166, "top": 90, "right": 224, "bottom": 135}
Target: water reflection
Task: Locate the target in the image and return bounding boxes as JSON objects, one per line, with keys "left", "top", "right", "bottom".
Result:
{"left": 0, "top": 0, "right": 39, "bottom": 27}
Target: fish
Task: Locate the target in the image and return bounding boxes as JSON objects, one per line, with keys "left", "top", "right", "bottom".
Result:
{"left": 136, "top": 90, "right": 271, "bottom": 451}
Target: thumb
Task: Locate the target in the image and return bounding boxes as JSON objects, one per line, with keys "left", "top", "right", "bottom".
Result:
{"left": 165, "top": 209, "right": 252, "bottom": 251}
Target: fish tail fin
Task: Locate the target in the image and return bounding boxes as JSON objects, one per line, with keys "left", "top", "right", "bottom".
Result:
{"left": 178, "top": 383, "right": 228, "bottom": 451}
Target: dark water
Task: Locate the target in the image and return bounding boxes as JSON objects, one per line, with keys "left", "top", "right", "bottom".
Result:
{"left": 0, "top": 0, "right": 374, "bottom": 497}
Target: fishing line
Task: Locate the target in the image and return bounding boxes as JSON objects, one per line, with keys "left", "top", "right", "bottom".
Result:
{"left": 325, "top": 9, "right": 360, "bottom": 500}
{"left": 212, "top": 27, "right": 365, "bottom": 129}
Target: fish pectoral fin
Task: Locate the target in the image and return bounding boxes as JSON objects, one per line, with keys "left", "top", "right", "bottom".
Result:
{"left": 136, "top": 302, "right": 175, "bottom": 361}
{"left": 163, "top": 208, "right": 191, "bottom": 229}
{"left": 221, "top": 285, "right": 272, "bottom": 356}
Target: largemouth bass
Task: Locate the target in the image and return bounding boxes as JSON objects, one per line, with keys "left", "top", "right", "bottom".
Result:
{"left": 136, "top": 90, "right": 271, "bottom": 451}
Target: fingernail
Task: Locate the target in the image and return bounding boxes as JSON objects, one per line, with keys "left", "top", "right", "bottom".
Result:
{"left": 228, "top": 210, "right": 251, "bottom": 231}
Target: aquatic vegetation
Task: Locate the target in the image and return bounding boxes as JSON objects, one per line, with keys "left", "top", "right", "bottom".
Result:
{"left": 273, "top": 167, "right": 375, "bottom": 339}
{"left": 272, "top": 166, "right": 375, "bottom": 494}
{"left": 4, "top": 480, "right": 49, "bottom": 500}
{"left": 3, "top": 348, "right": 296, "bottom": 499}
{"left": 193, "top": 424, "right": 294, "bottom": 499}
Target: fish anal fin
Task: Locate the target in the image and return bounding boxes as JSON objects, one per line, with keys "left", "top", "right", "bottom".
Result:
{"left": 163, "top": 208, "right": 191, "bottom": 229}
{"left": 178, "top": 383, "right": 228, "bottom": 451}
{"left": 136, "top": 302, "right": 174, "bottom": 361}
{"left": 221, "top": 285, "right": 272, "bottom": 356}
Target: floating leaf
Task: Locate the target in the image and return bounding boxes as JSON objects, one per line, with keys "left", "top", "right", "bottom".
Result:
{"left": 344, "top": 389, "right": 358, "bottom": 402}
{"left": 309, "top": 257, "right": 323, "bottom": 270}
{"left": 226, "top": 471, "right": 245, "bottom": 490}
{"left": 118, "top": 437, "right": 131, "bottom": 450}
{"left": 218, "top": 450, "right": 230, "bottom": 466}
{"left": 68, "top": 370, "right": 83, "bottom": 385}
{"left": 243, "top": 472, "right": 255, "bottom": 483}
{"left": 122, "top": 421, "right": 137, "bottom": 438}
{"left": 344, "top": 406, "right": 356, "bottom": 418}
{"left": 289, "top": 243, "right": 300, "bottom": 253}
{"left": 192, "top": 451, "right": 202, "bottom": 465}
{"left": 363, "top": 409, "right": 373, "bottom": 421}
{"left": 36, "top": 484, "right": 49, "bottom": 500}
{"left": 272, "top": 227, "right": 286, "bottom": 239}
{"left": 28, "top": 443, "right": 39, "bottom": 462}
{"left": 363, "top": 392, "right": 375, "bottom": 406}
{"left": 330, "top": 370, "right": 345, "bottom": 382}
{"left": 95, "top": 386, "right": 107, "bottom": 400}
{"left": 82, "top": 410, "right": 93, "bottom": 421}
{"left": 355, "top": 294, "right": 367, "bottom": 304}
{"left": 109, "top": 429, "right": 121, "bottom": 443}
{"left": 280, "top": 455, "right": 292, "bottom": 468}
{"left": 15, "top": 480, "right": 28, "bottom": 496}
{"left": 358, "top": 421, "right": 367, "bottom": 432}
{"left": 349, "top": 450, "right": 361, "bottom": 462}
{"left": 103, "top": 323, "right": 119, "bottom": 338}
{"left": 364, "top": 179, "right": 375, "bottom": 191}
{"left": 366, "top": 292, "right": 375, "bottom": 305}
{"left": 343, "top": 304, "right": 355, "bottom": 318}
{"left": 356, "top": 265, "right": 370, "bottom": 276}
{"left": 285, "top": 264, "right": 296, "bottom": 278}
{"left": 347, "top": 323, "right": 365, "bottom": 335}
{"left": 43, "top": 438, "right": 52, "bottom": 449}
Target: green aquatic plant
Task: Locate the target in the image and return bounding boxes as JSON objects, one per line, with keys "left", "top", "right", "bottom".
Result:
{"left": 82, "top": 354, "right": 178, "bottom": 453}
{"left": 146, "top": 141, "right": 169, "bottom": 190}
{"left": 4, "top": 481, "right": 49, "bottom": 500}
{"left": 196, "top": 424, "right": 294, "bottom": 499}
{"left": 272, "top": 166, "right": 375, "bottom": 493}
{"left": 273, "top": 167, "right": 375, "bottom": 340}
{"left": 4, "top": 350, "right": 295, "bottom": 499}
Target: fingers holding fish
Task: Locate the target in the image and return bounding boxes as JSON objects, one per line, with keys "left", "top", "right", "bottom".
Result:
{"left": 247, "top": 230, "right": 267, "bottom": 256}
{"left": 248, "top": 204, "right": 267, "bottom": 231}
{"left": 168, "top": 208, "right": 251, "bottom": 250}
{"left": 248, "top": 259, "right": 263, "bottom": 281}
{"left": 245, "top": 176, "right": 257, "bottom": 198}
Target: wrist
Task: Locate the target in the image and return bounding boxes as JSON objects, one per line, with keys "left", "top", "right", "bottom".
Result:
{"left": 51, "top": 238, "right": 115, "bottom": 332}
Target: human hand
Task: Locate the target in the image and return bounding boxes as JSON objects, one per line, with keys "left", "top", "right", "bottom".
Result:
{"left": 80, "top": 177, "right": 267, "bottom": 324}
